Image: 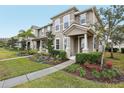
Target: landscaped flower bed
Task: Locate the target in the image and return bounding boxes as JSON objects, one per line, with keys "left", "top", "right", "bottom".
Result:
{"left": 64, "top": 52, "right": 124, "bottom": 84}
{"left": 64, "top": 63, "right": 124, "bottom": 83}
{"left": 29, "top": 50, "right": 68, "bottom": 65}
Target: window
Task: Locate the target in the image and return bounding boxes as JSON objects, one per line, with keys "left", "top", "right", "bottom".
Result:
{"left": 54, "top": 19, "right": 60, "bottom": 31}
{"left": 80, "top": 13, "right": 86, "bottom": 25}
{"left": 37, "top": 30, "right": 40, "bottom": 37}
{"left": 55, "top": 39, "right": 60, "bottom": 49}
{"left": 63, "top": 14, "right": 70, "bottom": 29}
{"left": 41, "top": 28, "right": 44, "bottom": 35}
{"left": 47, "top": 26, "right": 51, "bottom": 31}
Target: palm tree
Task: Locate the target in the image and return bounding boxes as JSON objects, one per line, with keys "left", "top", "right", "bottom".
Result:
{"left": 18, "top": 29, "right": 35, "bottom": 50}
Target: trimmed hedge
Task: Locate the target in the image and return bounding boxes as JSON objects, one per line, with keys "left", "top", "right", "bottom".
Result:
{"left": 121, "top": 48, "right": 124, "bottom": 53}
{"left": 52, "top": 50, "right": 67, "bottom": 60}
{"left": 76, "top": 52, "right": 102, "bottom": 64}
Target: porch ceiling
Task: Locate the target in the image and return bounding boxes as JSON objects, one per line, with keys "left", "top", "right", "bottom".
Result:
{"left": 32, "top": 36, "right": 47, "bottom": 41}
{"left": 63, "top": 23, "right": 95, "bottom": 36}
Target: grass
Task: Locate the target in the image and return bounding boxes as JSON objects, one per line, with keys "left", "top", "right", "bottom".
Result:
{"left": 15, "top": 52, "right": 124, "bottom": 88}
{"left": 16, "top": 71, "right": 124, "bottom": 88}
{"left": 0, "top": 58, "right": 50, "bottom": 80}
{"left": 0, "top": 48, "right": 17, "bottom": 60}
{"left": 104, "top": 52, "right": 124, "bottom": 72}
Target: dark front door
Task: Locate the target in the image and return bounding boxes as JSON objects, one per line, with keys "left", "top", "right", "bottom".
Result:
{"left": 27, "top": 42, "right": 30, "bottom": 50}
{"left": 37, "top": 41, "right": 40, "bottom": 51}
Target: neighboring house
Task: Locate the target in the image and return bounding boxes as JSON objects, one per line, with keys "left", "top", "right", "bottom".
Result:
{"left": 27, "top": 6, "right": 100, "bottom": 58}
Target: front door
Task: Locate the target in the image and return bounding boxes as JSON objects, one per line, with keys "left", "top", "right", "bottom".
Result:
{"left": 80, "top": 37, "right": 84, "bottom": 52}
{"left": 36, "top": 41, "right": 40, "bottom": 51}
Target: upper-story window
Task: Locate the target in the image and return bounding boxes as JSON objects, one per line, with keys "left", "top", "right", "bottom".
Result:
{"left": 37, "top": 30, "right": 40, "bottom": 37}
{"left": 80, "top": 13, "right": 86, "bottom": 25}
{"left": 47, "top": 26, "right": 51, "bottom": 31}
{"left": 54, "top": 19, "right": 60, "bottom": 31}
{"left": 63, "top": 14, "right": 70, "bottom": 30}
{"left": 41, "top": 28, "right": 44, "bottom": 36}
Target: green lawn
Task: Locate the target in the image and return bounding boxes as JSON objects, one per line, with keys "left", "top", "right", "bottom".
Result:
{"left": 16, "top": 52, "right": 124, "bottom": 88}
{"left": 0, "top": 58, "right": 50, "bottom": 80}
{"left": 104, "top": 52, "right": 124, "bottom": 72}
{"left": 16, "top": 71, "right": 124, "bottom": 88}
{"left": 0, "top": 48, "right": 17, "bottom": 60}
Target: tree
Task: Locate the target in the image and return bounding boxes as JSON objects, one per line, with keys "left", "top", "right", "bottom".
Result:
{"left": 98, "top": 5, "right": 124, "bottom": 58}
{"left": 45, "top": 32, "right": 55, "bottom": 55}
{"left": 7, "top": 37, "right": 18, "bottom": 49}
{"left": 18, "top": 29, "right": 35, "bottom": 50}
{"left": 112, "top": 25, "right": 124, "bottom": 51}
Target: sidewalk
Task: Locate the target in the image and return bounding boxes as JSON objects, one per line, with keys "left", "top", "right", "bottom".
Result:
{"left": 0, "top": 60, "right": 75, "bottom": 88}
{"left": 0, "top": 55, "right": 32, "bottom": 62}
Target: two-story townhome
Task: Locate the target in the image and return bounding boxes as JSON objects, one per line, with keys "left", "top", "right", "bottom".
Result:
{"left": 28, "top": 6, "right": 100, "bottom": 58}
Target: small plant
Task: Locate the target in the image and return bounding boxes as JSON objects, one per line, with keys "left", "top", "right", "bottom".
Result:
{"left": 101, "top": 69, "right": 120, "bottom": 79}
{"left": 92, "top": 69, "right": 101, "bottom": 78}
{"left": 106, "top": 61, "right": 113, "bottom": 69}
{"left": 79, "top": 67, "right": 86, "bottom": 77}
{"left": 65, "top": 64, "right": 80, "bottom": 73}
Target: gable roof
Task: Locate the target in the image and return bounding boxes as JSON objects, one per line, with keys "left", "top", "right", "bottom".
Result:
{"left": 63, "top": 23, "right": 95, "bottom": 36}
{"left": 51, "top": 6, "right": 78, "bottom": 19}
{"left": 31, "top": 25, "right": 40, "bottom": 30}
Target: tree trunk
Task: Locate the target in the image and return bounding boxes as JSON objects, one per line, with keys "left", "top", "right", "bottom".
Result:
{"left": 110, "top": 42, "right": 114, "bottom": 58}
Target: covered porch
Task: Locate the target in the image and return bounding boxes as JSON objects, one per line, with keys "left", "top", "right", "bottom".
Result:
{"left": 63, "top": 23, "right": 95, "bottom": 57}
{"left": 32, "top": 37, "right": 47, "bottom": 52}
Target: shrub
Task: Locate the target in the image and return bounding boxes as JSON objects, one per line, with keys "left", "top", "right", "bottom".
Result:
{"left": 16, "top": 51, "right": 28, "bottom": 56}
{"left": 79, "top": 67, "right": 86, "bottom": 77}
{"left": 65, "top": 64, "right": 80, "bottom": 73}
{"left": 30, "top": 53, "right": 44, "bottom": 62}
{"left": 121, "top": 48, "right": 124, "bottom": 53}
{"left": 76, "top": 52, "right": 102, "bottom": 64}
{"left": 106, "top": 61, "right": 113, "bottom": 69}
{"left": 52, "top": 50, "right": 67, "bottom": 60}
{"left": 101, "top": 69, "right": 120, "bottom": 79}
{"left": 92, "top": 69, "right": 101, "bottom": 78}
{"left": 28, "top": 50, "right": 37, "bottom": 55}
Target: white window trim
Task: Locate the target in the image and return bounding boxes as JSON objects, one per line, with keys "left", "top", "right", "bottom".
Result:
{"left": 55, "top": 38, "right": 60, "bottom": 50}
{"left": 54, "top": 18, "right": 60, "bottom": 32}
{"left": 80, "top": 13, "right": 87, "bottom": 25}
{"left": 63, "top": 14, "right": 70, "bottom": 30}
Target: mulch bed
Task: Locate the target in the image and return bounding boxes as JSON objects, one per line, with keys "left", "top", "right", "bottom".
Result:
{"left": 65, "top": 64, "right": 124, "bottom": 84}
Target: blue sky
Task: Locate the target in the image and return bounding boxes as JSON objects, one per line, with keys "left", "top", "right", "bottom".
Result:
{"left": 0, "top": 5, "right": 107, "bottom": 38}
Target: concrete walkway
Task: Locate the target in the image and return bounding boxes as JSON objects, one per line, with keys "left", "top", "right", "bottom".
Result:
{"left": 0, "top": 55, "right": 32, "bottom": 62}
{"left": 0, "top": 60, "right": 75, "bottom": 88}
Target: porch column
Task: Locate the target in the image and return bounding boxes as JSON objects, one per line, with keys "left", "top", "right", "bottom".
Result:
{"left": 66, "top": 37, "right": 71, "bottom": 58}
{"left": 39, "top": 40, "right": 42, "bottom": 52}
{"left": 78, "top": 36, "right": 80, "bottom": 53}
{"left": 83, "top": 33, "right": 88, "bottom": 53}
